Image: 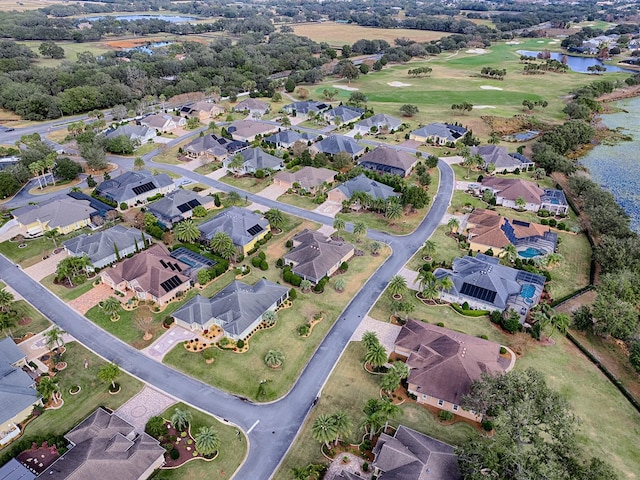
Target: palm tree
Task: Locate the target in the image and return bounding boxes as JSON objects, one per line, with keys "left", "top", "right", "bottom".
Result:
{"left": 370, "top": 241, "right": 381, "bottom": 255}
{"left": 0, "top": 313, "right": 16, "bottom": 338}
{"left": 262, "top": 310, "right": 277, "bottom": 326}
{"left": 515, "top": 197, "right": 526, "bottom": 210}
{"left": 171, "top": 408, "right": 192, "bottom": 432}
{"left": 334, "top": 278, "right": 346, "bottom": 292}
{"left": 361, "top": 331, "right": 380, "bottom": 350}
{"left": 37, "top": 376, "right": 60, "bottom": 404}
{"left": 401, "top": 301, "right": 415, "bottom": 320}
{"left": 228, "top": 154, "right": 245, "bottom": 176}
{"left": 195, "top": 426, "right": 220, "bottom": 455}
{"left": 44, "top": 326, "right": 65, "bottom": 351}
{"left": 29, "top": 161, "right": 43, "bottom": 189}
{"left": 97, "top": 362, "right": 121, "bottom": 390}
{"left": 417, "top": 270, "right": 436, "bottom": 294}
{"left": 385, "top": 201, "right": 403, "bottom": 225}
{"left": 174, "top": 219, "right": 200, "bottom": 243}
{"left": 438, "top": 276, "right": 454, "bottom": 293}
{"left": 501, "top": 244, "right": 518, "bottom": 264}
{"left": 447, "top": 217, "right": 460, "bottom": 233}
{"left": 361, "top": 399, "right": 386, "bottom": 440}
{"left": 331, "top": 411, "right": 352, "bottom": 446}
{"left": 311, "top": 414, "right": 337, "bottom": 449}
{"left": 134, "top": 157, "right": 145, "bottom": 170}
{"left": 421, "top": 240, "right": 436, "bottom": 260}
{"left": 537, "top": 309, "right": 570, "bottom": 338}
{"left": 353, "top": 222, "right": 367, "bottom": 242}
{"left": 381, "top": 370, "right": 401, "bottom": 394}
{"left": 264, "top": 349, "right": 285, "bottom": 368}
{"left": 378, "top": 398, "right": 402, "bottom": 432}
{"left": 333, "top": 217, "right": 345, "bottom": 235}
{"left": 100, "top": 297, "right": 121, "bottom": 321}
{"left": 388, "top": 275, "right": 408, "bottom": 298}
{"left": 462, "top": 155, "right": 476, "bottom": 179}
{"left": 391, "top": 361, "right": 409, "bottom": 381}
{"left": 209, "top": 232, "right": 234, "bottom": 256}
{"left": 364, "top": 343, "right": 387, "bottom": 369}
{"left": 265, "top": 209, "right": 286, "bottom": 231}
{"left": 225, "top": 191, "right": 242, "bottom": 206}
{"left": 44, "top": 154, "right": 56, "bottom": 186}
{"left": 300, "top": 279, "right": 312, "bottom": 292}
{"left": 0, "top": 288, "right": 15, "bottom": 313}
{"left": 44, "top": 228, "right": 61, "bottom": 249}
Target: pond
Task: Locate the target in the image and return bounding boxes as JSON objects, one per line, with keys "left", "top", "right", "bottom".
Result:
{"left": 86, "top": 15, "right": 196, "bottom": 23}
{"left": 503, "top": 130, "right": 540, "bottom": 142}
{"left": 516, "top": 50, "right": 635, "bottom": 74}
{"left": 124, "top": 42, "right": 173, "bottom": 54}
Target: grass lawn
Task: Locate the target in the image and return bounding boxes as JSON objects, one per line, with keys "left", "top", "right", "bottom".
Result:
{"left": 7, "top": 300, "right": 52, "bottom": 338}
{"left": 0, "top": 231, "right": 88, "bottom": 268}
{"left": 219, "top": 174, "right": 273, "bottom": 194}
{"left": 276, "top": 193, "right": 319, "bottom": 211}
{"left": 406, "top": 225, "right": 462, "bottom": 270}
{"left": 41, "top": 274, "right": 96, "bottom": 302}
{"left": 164, "top": 224, "right": 389, "bottom": 401}
{"left": 546, "top": 232, "right": 591, "bottom": 299}
{"left": 273, "top": 342, "right": 476, "bottom": 479}
{"left": 152, "top": 403, "right": 246, "bottom": 480}
{"left": 135, "top": 142, "right": 159, "bottom": 157}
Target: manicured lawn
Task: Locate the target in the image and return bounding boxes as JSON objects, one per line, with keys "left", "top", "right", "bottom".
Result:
{"left": 7, "top": 300, "right": 52, "bottom": 338}
{"left": 41, "top": 274, "right": 96, "bottom": 302}
{"left": 273, "top": 342, "right": 476, "bottom": 479}
{"left": 406, "top": 225, "right": 461, "bottom": 270}
{"left": 152, "top": 403, "right": 246, "bottom": 480}
{"left": 135, "top": 142, "right": 159, "bottom": 157}
{"left": 0, "top": 237, "right": 57, "bottom": 268}
{"left": 219, "top": 174, "right": 273, "bottom": 193}
{"left": 290, "top": 22, "right": 446, "bottom": 46}
{"left": 276, "top": 193, "right": 319, "bottom": 210}
{"left": 546, "top": 232, "right": 591, "bottom": 299}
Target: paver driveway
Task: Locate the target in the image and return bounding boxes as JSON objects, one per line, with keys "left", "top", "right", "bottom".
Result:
{"left": 68, "top": 283, "right": 133, "bottom": 315}
{"left": 116, "top": 385, "right": 176, "bottom": 433}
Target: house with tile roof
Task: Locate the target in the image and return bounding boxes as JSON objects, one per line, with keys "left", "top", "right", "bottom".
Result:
{"left": 227, "top": 120, "right": 279, "bottom": 142}
{"left": 410, "top": 123, "right": 467, "bottom": 145}
{"left": 100, "top": 243, "right": 191, "bottom": 306}
{"left": 63, "top": 226, "right": 150, "bottom": 270}
{"left": 471, "top": 145, "right": 534, "bottom": 173}
{"left": 322, "top": 105, "right": 364, "bottom": 125}
{"left": 328, "top": 174, "right": 399, "bottom": 207}
{"left": 310, "top": 135, "right": 365, "bottom": 158}
{"left": 224, "top": 148, "right": 284, "bottom": 175}
{"left": 39, "top": 408, "right": 164, "bottom": 480}
{"left": 283, "top": 229, "right": 354, "bottom": 284}
{"left": 282, "top": 100, "right": 330, "bottom": 116}
{"left": 372, "top": 425, "right": 462, "bottom": 480}
{"left": 198, "top": 207, "right": 270, "bottom": 255}
{"left": 105, "top": 125, "right": 155, "bottom": 144}
{"left": 12, "top": 196, "right": 97, "bottom": 237}
{"left": 394, "top": 320, "right": 510, "bottom": 421}
{"left": 0, "top": 458, "right": 35, "bottom": 479}
{"left": 172, "top": 280, "right": 289, "bottom": 340}
{"left": 233, "top": 98, "right": 269, "bottom": 117}
{"left": 146, "top": 189, "right": 215, "bottom": 228}
{"left": 353, "top": 113, "right": 403, "bottom": 135}
{"left": 357, "top": 145, "right": 418, "bottom": 177}
{"left": 273, "top": 166, "right": 336, "bottom": 193}
{"left": 263, "top": 130, "right": 316, "bottom": 149}
{"left": 140, "top": 113, "right": 186, "bottom": 133}
{"left": 480, "top": 177, "right": 568, "bottom": 214}
{"left": 95, "top": 170, "right": 176, "bottom": 208}
{"left": 184, "top": 134, "right": 248, "bottom": 161}
{"left": 180, "top": 101, "right": 225, "bottom": 122}
{"left": 466, "top": 209, "right": 557, "bottom": 257}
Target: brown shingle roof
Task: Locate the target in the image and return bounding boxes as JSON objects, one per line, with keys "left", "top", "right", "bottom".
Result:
{"left": 481, "top": 177, "right": 544, "bottom": 204}
{"left": 274, "top": 166, "right": 336, "bottom": 190}
{"left": 467, "top": 209, "right": 549, "bottom": 250}
{"left": 357, "top": 146, "right": 417, "bottom": 176}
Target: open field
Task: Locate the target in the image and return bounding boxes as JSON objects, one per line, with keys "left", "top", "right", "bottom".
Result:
{"left": 0, "top": 0, "right": 65, "bottom": 11}
{"left": 18, "top": 40, "right": 112, "bottom": 68}
{"left": 291, "top": 22, "right": 446, "bottom": 46}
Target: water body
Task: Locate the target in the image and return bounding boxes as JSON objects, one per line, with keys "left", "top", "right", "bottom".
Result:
{"left": 580, "top": 96, "right": 640, "bottom": 232}
{"left": 124, "top": 42, "right": 173, "bottom": 54}
{"left": 86, "top": 15, "right": 196, "bottom": 23}
{"left": 516, "top": 50, "right": 635, "bottom": 74}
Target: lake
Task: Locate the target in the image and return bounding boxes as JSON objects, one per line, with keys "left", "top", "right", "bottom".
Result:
{"left": 580, "top": 96, "right": 640, "bottom": 232}
{"left": 86, "top": 15, "right": 196, "bottom": 23}
{"left": 516, "top": 50, "right": 635, "bottom": 74}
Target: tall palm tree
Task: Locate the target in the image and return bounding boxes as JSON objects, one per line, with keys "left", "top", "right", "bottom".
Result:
{"left": 0, "top": 288, "right": 15, "bottom": 313}
{"left": 225, "top": 191, "right": 242, "bottom": 206}
{"left": 417, "top": 270, "right": 436, "bottom": 294}
{"left": 353, "top": 222, "right": 367, "bottom": 242}
{"left": 44, "top": 228, "right": 61, "bottom": 249}
{"left": 370, "top": 241, "right": 381, "bottom": 255}
{"left": 501, "top": 244, "right": 518, "bottom": 264}
{"left": 171, "top": 408, "right": 192, "bottom": 432}
{"left": 331, "top": 411, "right": 352, "bottom": 446}
{"left": 97, "top": 362, "right": 120, "bottom": 390}
{"left": 44, "top": 326, "right": 66, "bottom": 351}
{"left": 332, "top": 217, "right": 345, "bottom": 235}
{"left": 385, "top": 201, "right": 403, "bottom": 225}
{"left": 195, "top": 426, "right": 220, "bottom": 455}
{"left": 447, "top": 217, "right": 460, "bottom": 233}
{"left": 388, "top": 275, "right": 408, "bottom": 298}
{"left": 364, "top": 343, "right": 387, "bottom": 369}
{"left": 264, "top": 349, "right": 285, "bottom": 368}
{"left": 311, "top": 414, "right": 337, "bottom": 449}
{"left": 361, "top": 399, "right": 386, "bottom": 440}
{"left": 380, "top": 369, "right": 401, "bottom": 394}
{"left": 421, "top": 240, "right": 437, "bottom": 259}
{"left": 100, "top": 297, "right": 121, "bottom": 321}
{"left": 174, "top": 219, "right": 200, "bottom": 243}
{"left": 378, "top": 398, "right": 402, "bottom": 432}
{"left": 438, "top": 276, "right": 454, "bottom": 293}
{"left": 361, "top": 331, "right": 380, "bottom": 350}
{"left": 391, "top": 361, "right": 409, "bottom": 381}
{"left": 401, "top": 301, "right": 415, "bottom": 320}
{"left": 37, "top": 376, "right": 60, "bottom": 404}
{"left": 265, "top": 209, "right": 286, "bottom": 231}
{"left": 228, "top": 154, "right": 245, "bottom": 176}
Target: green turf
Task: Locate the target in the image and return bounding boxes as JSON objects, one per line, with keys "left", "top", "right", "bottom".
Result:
{"left": 5, "top": 299, "right": 52, "bottom": 339}
{"left": 40, "top": 274, "right": 96, "bottom": 302}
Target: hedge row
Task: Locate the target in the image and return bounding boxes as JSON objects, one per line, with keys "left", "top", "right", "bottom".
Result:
{"left": 450, "top": 303, "right": 490, "bottom": 317}
{"left": 549, "top": 285, "right": 593, "bottom": 308}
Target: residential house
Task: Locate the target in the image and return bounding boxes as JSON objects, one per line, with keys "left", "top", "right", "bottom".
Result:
{"left": 95, "top": 170, "right": 176, "bottom": 208}
{"left": 372, "top": 425, "right": 462, "bottom": 480}
{"left": 310, "top": 135, "right": 365, "bottom": 158}
{"left": 0, "top": 458, "right": 35, "bottom": 480}
{"left": 433, "top": 254, "right": 545, "bottom": 317}
{"left": 283, "top": 229, "right": 354, "bottom": 284}
{"left": 12, "top": 196, "right": 97, "bottom": 237}
{"left": 263, "top": 130, "right": 315, "bottom": 149}
{"left": 353, "top": 114, "right": 403, "bottom": 135}
{"left": 233, "top": 98, "right": 269, "bottom": 118}
{"left": 471, "top": 145, "right": 534, "bottom": 173}
{"left": 273, "top": 166, "right": 336, "bottom": 193}
{"left": 172, "top": 279, "right": 289, "bottom": 340}
{"left": 180, "top": 101, "right": 225, "bottom": 122}
{"left": 227, "top": 120, "right": 279, "bottom": 142}
{"left": 105, "top": 125, "right": 155, "bottom": 144}
{"left": 282, "top": 100, "right": 329, "bottom": 117}
{"left": 394, "top": 319, "right": 509, "bottom": 421}
{"left": 480, "top": 177, "right": 569, "bottom": 214}
{"left": 0, "top": 156, "right": 20, "bottom": 172}
{"left": 322, "top": 105, "right": 364, "bottom": 125}
{"left": 100, "top": 243, "right": 191, "bottom": 306}
{"left": 198, "top": 207, "right": 270, "bottom": 255}
{"left": 39, "top": 408, "right": 165, "bottom": 480}
{"left": 63, "top": 226, "right": 150, "bottom": 270}
{"left": 410, "top": 123, "right": 467, "bottom": 145}
{"left": 466, "top": 209, "right": 557, "bottom": 257}
{"left": 357, "top": 145, "right": 418, "bottom": 177}
{"left": 327, "top": 174, "right": 399, "bottom": 206}
{"left": 183, "top": 134, "right": 248, "bottom": 161}
{"left": 0, "top": 339, "right": 40, "bottom": 447}
{"left": 140, "top": 113, "right": 186, "bottom": 133}
{"left": 146, "top": 189, "right": 215, "bottom": 228}
{"left": 224, "top": 147, "right": 284, "bottom": 175}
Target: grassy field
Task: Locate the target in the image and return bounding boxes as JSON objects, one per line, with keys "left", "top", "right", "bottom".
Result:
{"left": 276, "top": 192, "right": 319, "bottom": 211}
{"left": 18, "top": 40, "right": 112, "bottom": 67}
{"left": 406, "top": 225, "right": 461, "bottom": 270}
{"left": 152, "top": 403, "right": 246, "bottom": 480}
{"left": 0, "top": 0, "right": 61, "bottom": 11}
{"left": 219, "top": 174, "right": 273, "bottom": 193}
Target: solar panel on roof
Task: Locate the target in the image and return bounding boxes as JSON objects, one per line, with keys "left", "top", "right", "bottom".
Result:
{"left": 160, "top": 275, "right": 183, "bottom": 293}
{"left": 512, "top": 219, "right": 530, "bottom": 227}
{"left": 460, "top": 282, "right": 497, "bottom": 304}
{"left": 247, "top": 224, "right": 264, "bottom": 236}
{"left": 159, "top": 260, "right": 168, "bottom": 268}
{"left": 132, "top": 182, "right": 156, "bottom": 196}
{"left": 175, "top": 264, "right": 182, "bottom": 272}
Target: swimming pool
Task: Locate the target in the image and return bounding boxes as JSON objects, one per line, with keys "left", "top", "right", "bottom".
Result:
{"left": 520, "top": 284, "right": 536, "bottom": 300}
{"left": 518, "top": 247, "right": 543, "bottom": 258}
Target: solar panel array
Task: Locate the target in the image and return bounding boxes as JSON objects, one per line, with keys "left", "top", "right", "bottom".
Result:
{"left": 516, "top": 270, "right": 546, "bottom": 286}
{"left": 512, "top": 219, "right": 530, "bottom": 227}
{"left": 170, "top": 247, "right": 216, "bottom": 268}
{"left": 176, "top": 199, "right": 201, "bottom": 213}
{"left": 132, "top": 182, "right": 156, "bottom": 196}
{"left": 159, "top": 259, "right": 182, "bottom": 272}
{"left": 160, "top": 275, "right": 184, "bottom": 293}
{"left": 460, "top": 282, "right": 497, "bottom": 304}
{"left": 247, "top": 224, "right": 264, "bottom": 236}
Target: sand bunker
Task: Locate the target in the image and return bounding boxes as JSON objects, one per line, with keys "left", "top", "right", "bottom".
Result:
{"left": 332, "top": 84, "right": 359, "bottom": 91}
{"left": 505, "top": 41, "right": 521, "bottom": 45}
{"left": 537, "top": 40, "right": 545, "bottom": 43}
{"left": 466, "top": 48, "right": 488, "bottom": 54}
{"left": 480, "top": 85, "right": 503, "bottom": 91}
{"left": 387, "top": 81, "right": 412, "bottom": 88}
{"left": 474, "top": 105, "right": 497, "bottom": 109}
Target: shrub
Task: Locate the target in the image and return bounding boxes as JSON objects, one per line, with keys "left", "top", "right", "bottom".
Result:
{"left": 251, "top": 257, "right": 262, "bottom": 268}
{"left": 480, "top": 334, "right": 488, "bottom": 340}
{"left": 501, "top": 315, "right": 521, "bottom": 334}
{"left": 436, "top": 322, "right": 445, "bottom": 327}
{"left": 298, "top": 324, "right": 310, "bottom": 336}
{"left": 163, "top": 316, "right": 174, "bottom": 327}
{"left": 537, "top": 209, "right": 550, "bottom": 217}
{"left": 362, "top": 462, "right": 369, "bottom": 472}
{"left": 202, "top": 348, "right": 215, "bottom": 360}
{"left": 286, "top": 239, "right": 293, "bottom": 248}
{"left": 276, "top": 258, "right": 283, "bottom": 267}
{"left": 629, "top": 341, "right": 640, "bottom": 373}
{"left": 548, "top": 218, "right": 557, "bottom": 227}
{"left": 260, "top": 260, "right": 268, "bottom": 270}
{"left": 481, "top": 420, "right": 494, "bottom": 431}
{"left": 462, "top": 301, "right": 470, "bottom": 310}
{"left": 340, "top": 261, "right": 349, "bottom": 272}
{"left": 119, "top": 202, "right": 128, "bottom": 210}
{"left": 170, "top": 449, "right": 180, "bottom": 460}
{"left": 499, "top": 346, "right": 507, "bottom": 354}
{"left": 289, "top": 288, "right": 297, "bottom": 300}
{"left": 557, "top": 222, "right": 566, "bottom": 230}
{"left": 145, "top": 416, "right": 168, "bottom": 439}
{"left": 236, "top": 339, "right": 245, "bottom": 349}
{"left": 438, "top": 410, "right": 454, "bottom": 421}
{"left": 258, "top": 251, "right": 266, "bottom": 260}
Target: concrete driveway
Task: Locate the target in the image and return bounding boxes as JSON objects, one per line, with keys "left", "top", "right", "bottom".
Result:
{"left": 24, "top": 249, "right": 67, "bottom": 281}
{"left": 142, "top": 325, "right": 196, "bottom": 361}
{"left": 398, "top": 267, "right": 421, "bottom": 292}
{"left": 351, "top": 315, "right": 401, "bottom": 355}
{"left": 313, "top": 200, "right": 342, "bottom": 217}
{"left": 258, "top": 183, "right": 288, "bottom": 200}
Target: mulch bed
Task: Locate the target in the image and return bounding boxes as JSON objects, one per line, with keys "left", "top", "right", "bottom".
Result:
{"left": 18, "top": 317, "right": 32, "bottom": 326}
{"left": 17, "top": 444, "right": 60, "bottom": 474}
{"left": 160, "top": 422, "right": 208, "bottom": 468}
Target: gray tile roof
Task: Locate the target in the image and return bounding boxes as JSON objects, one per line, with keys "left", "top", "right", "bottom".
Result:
{"left": 411, "top": 123, "right": 467, "bottom": 142}
{"left": 198, "top": 207, "right": 269, "bottom": 247}
{"left": 0, "top": 338, "right": 25, "bottom": 365}
{"left": 274, "top": 166, "right": 336, "bottom": 190}
{"left": 264, "top": 130, "right": 314, "bottom": 147}
{"left": 40, "top": 408, "right": 164, "bottom": 480}
{"left": 282, "top": 100, "right": 329, "bottom": 115}
{"left": 227, "top": 120, "right": 277, "bottom": 140}
{"left": 146, "top": 189, "right": 203, "bottom": 225}
{"left": 471, "top": 145, "right": 533, "bottom": 170}
{"left": 312, "top": 135, "right": 364, "bottom": 156}
{"left": 104, "top": 125, "right": 153, "bottom": 141}
{"left": 238, "top": 148, "right": 283, "bottom": 171}
{"left": 233, "top": 98, "right": 269, "bottom": 113}
{"left": 332, "top": 174, "right": 399, "bottom": 201}
{"left": 357, "top": 146, "right": 417, "bottom": 177}
{"left": 184, "top": 134, "right": 230, "bottom": 158}
{"left": 355, "top": 113, "right": 402, "bottom": 131}
{"left": 95, "top": 170, "right": 174, "bottom": 204}
{"left": 0, "top": 361, "right": 38, "bottom": 426}
{"left": 63, "top": 226, "right": 149, "bottom": 269}
{"left": 324, "top": 105, "right": 364, "bottom": 123}
{"left": 13, "top": 196, "right": 97, "bottom": 230}
{"left": 0, "top": 458, "right": 36, "bottom": 480}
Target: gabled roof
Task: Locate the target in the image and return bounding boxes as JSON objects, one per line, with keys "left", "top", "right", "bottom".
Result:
{"left": 0, "top": 338, "right": 24, "bottom": 366}
{"left": 95, "top": 170, "right": 174, "bottom": 203}
{"left": 146, "top": 189, "right": 203, "bottom": 221}
{"left": 355, "top": 113, "right": 402, "bottom": 130}
{"left": 395, "top": 320, "right": 505, "bottom": 406}
{"left": 104, "top": 125, "right": 152, "bottom": 141}
{"left": 411, "top": 123, "right": 467, "bottom": 141}
{"left": 481, "top": 177, "right": 544, "bottom": 204}
{"left": 239, "top": 148, "right": 283, "bottom": 171}
{"left": 372, "top": 425, "right": 461, "bottom": 480}
{"left": 313, "top": 135, "right": 364, "bottom": 156}
{"left": 283, "top": 100, "right": 330, "bottom": 115}
{"left": 0, "top": 360, "right": 38, "bottom": 426}
{"left": 184, "top": 135, "right": 231, "bottom": 157}
{"left": 233, "top": 98, "right": 268, "bottom": 112}
{"left": 274, "top": 166, "right": 336, "bottom": 190}
{"left": 357, "top": 146, "right": 417, "bottom": 177}
{"left": 467, "top": 209, "right": 554, "bottom": 251}
{"left": 13, "top": 196, "right": 97, "bottom": 229}
{"left": 63, "top": 226, "right": 148, "bottom": 267}
{"left": 140, "top": 113, "right": 181, "bottom": 129}
{"left": 190, "top": 101, "right": 224, "bottom": 115}
{"left": 332, "top": 174, "right": 399, "bottom": 201}
{"left": 105, "top": 243, "right": 189, "bottom": 298}
{"left": 471, "top": 145, "right": 533, "bottom": 170}
{"left": 40, "top": 408, "right": 164, "bottom": 480}
{"left": 0, "top": 458, "right": 36, "bottom": 480}
{"left": 263, "top": 130, "right": 315, "bottom": 146}
{"left": 172, "top": 280, "right": 289, "bottom": 337}
{"left": 198, "top": 207, "right": 269, "bottom": 246}
{"left": 284, "top": 229, "right": 354, "bottom": 283}
{"left": 324, "top": 105, "right": 364, "bottom": 123}
{"left": 227, "top": 120, "right": 277, "bottom": 140}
